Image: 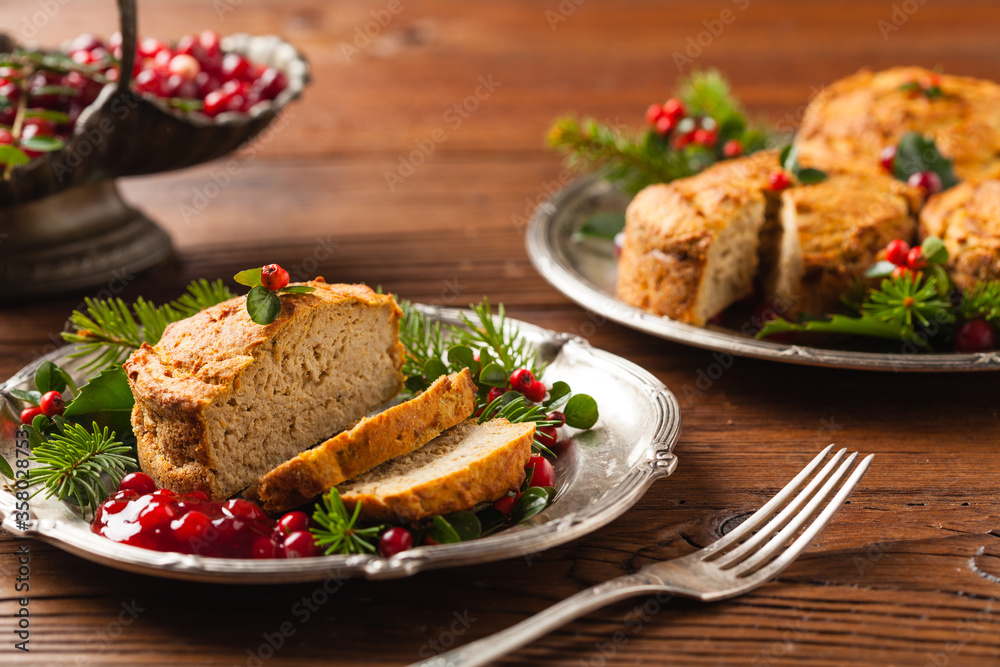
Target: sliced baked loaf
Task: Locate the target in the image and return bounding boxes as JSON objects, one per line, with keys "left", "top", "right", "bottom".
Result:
{"left": 771, "top": 173, "right": 918, "bottom": 317}
{"left": 244, "top": 369, "right": 478, "bottom": 513}
{"left": 339, "top": 419, "right": 535, "bottom": 522}
{"left": 920, "top": 180, "right": 1000, "bottom": 290}
{"left": 795, "top": 66, "right": 1000, "bottom": 183}
{"left": 124, "top": 281, "right": 405, "bottom": 500}
{"left": 616, "top": 150, "right": 779, "bottom": 325}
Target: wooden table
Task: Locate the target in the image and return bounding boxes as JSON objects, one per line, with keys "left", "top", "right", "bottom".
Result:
{"left": 3, "top": 1, "right": 1000, "bottom": 664}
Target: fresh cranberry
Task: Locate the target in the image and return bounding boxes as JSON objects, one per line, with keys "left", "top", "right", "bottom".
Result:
{"left": 722, "top": 139, "right": 743, "bottom": 158}
{"left": 152, "top": 49, "right": 174, "bottom": 76}
{"left": 39, "top": 390, "right": 64, "bottom": 417}
{"left": 645, "top": 102, "right": 665, "bottom": 125}
{"left": 282, "top": 530, "right": 321, "bottom": 558}
{"left": 251, "top": 535, "right": 281, "bottom": 558}
{"left": 535, "top": 425, "right": 558, "bottom": 449}
{"left": 138, "top": 500, "right": 177, "bottom": 529}
{"left": 172, "top": 510, "right": 211, "bottom": 543}
{"left": 547, "top": 411, "right": 566, "bottom": 427}
{"left": 195, "top": 71, "right": 221, "bottom": 97}
{"left": 221, "top": 53, "right": 252, "bottom": 81}
{"left": 526, "top": 454, "right": 556, "bottom": 488}
{"left": 885, "top": 239, "right": 911, "bottom": 266}
{"left": 908, "top": 170, "right": 942, "bottom": 195}
{"left": 69, "top": 33, "right": 103, "bottom": 53}
{"left": 277, "top": 510, "right": 311, "bottom": 535}
{"left": 522, "top": 380, "right": 547, "bottom": 403}
{"left": 654, "top": 115, "right": 675, "bottom": 136}
{"left": 879, "top": 145, "right": 897, "bottom": 173}
{"left": 954, "top": 320, "right": 996, "bottom": 352}
{"left": 202, "top": 89, "right": 228, "bottom": 116}
{"left": 174, "top": 34, "right": 205, "bottom": 59}
{"left": 906, "top": 246, "right": 927, "bottom": 270}
{"left": 260, "top": 263, "right": 290, "bottom": 290}
{"left": 377, "top": 527, "right": 413, "bottom": 558}
{"left": 224, "top": 498, "right": 266, "bottom": 521}
{"left": 22, "top": 118, "right": 56, "bottom": 137}
{"left": 509, "top": 368, "right": 535, "bottom": 392}
{"left": 19, "top": 406, "right": 43, "bottom": 425}
{"left": 692, "top": 128, "right": 717, "bottom": 147}
{"left": 133, "top": 69, "right": 164, "bottom": 96}
{"left": 767, "top": 170, "right": 791, "bottom": 191}
{"left": 486, "top": 386, "right": 506, "bottom": 404}
{"left": 200, "top": 30, "right": 222, "bottom": 57}
{"left": 168, "top": 54, "right": 201, "bottom": 81}
{"left": 118, "top": 471, "right": 157, "bottom": 495}
{"left": 662, "top": 98, "right": 685, "bottom": 122}
{"left": 492, "top": 494, "right": 516, "bottom": 517}
{"left": 138, "top": 37, "right": 169, "bottom": 59}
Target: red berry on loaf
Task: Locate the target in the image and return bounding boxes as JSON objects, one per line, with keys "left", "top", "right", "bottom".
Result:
{"left": 40, "top": 390, "right": 64, "bottom": 417}
{"left": 20, "top": 406, "right": 43, "bottom": 425}
{"left": 118, "top": 471, "right": 157, "bottom": 495}
{"left": 378, "top": 527, "right": 413, "bottom": 558}
{"left": 879, "top": 145, "right": 897, "bottom": 173}
{"left": 954, "top": 320, "right": 996, "bottom": 353}
{"left": 722, "top": 139, "right": 743, "bottom": 158}
{"left": 885, "top": 239, "right": 911, "bottom": 266}
{"left": 767, "top": 170, "right": 791, "bottom": 191}
{"left": 908, "top": 170, "right": 942, "bottom": 195}
{"left": 906, "top": 246, "right": 927, "bottom": 270}
{"left": 526, "top": 454, "right": 555, "bottom": 488}
{"left": 277, "top": 511, "right": 311, "bottom": 535}
{"left": 283, "top": 530, "right": 321, "bottom": 558}
{"left": 522, "top": 380, "right": 547, "bottom": 403}
{"left": 509, "top": 368, "right": 535, "bottom": 392}
{"left": 260, "top": 264, "right": 289, "bottom": 290}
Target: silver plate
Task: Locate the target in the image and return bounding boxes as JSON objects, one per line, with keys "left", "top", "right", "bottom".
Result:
{"left": 527, "top": 174, "right": 1000, "bottom": 372}
{"left": 0, "top": 305, "right": 680, "bottom": 583}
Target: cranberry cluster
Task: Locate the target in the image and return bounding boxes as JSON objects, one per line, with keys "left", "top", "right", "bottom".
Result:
{"left": 19, "top": 390, "right": 64, "bottom": 424}
{"left": 483, "top": 368, "right": 564, "bottom": 449}
{"left": 491, "top": 454, "right": 555, "bottom": 518}
{"left": 645, "top": 97, "right": 743, "bottom": 158}
{"left": 92, "top": 472, "right": 321, "bottom": 559}
{"left": 883, "top": 238, "right": 927, "bottom": 280}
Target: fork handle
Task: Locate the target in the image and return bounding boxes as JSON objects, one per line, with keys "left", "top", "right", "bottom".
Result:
{"left": 408, "top": 574, "right": 665, "bottom": 667}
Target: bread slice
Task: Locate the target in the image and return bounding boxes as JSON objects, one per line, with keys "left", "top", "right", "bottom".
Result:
{"left": 616, "top": 150, "right": 779, "bottom": 325}
{"left": 771, "top": 172, "right": 918, "bottom": 317}
{"left": 244, "top": 369, "right": 478, "bottom": 513}
{"left": 919, "top": 180, "right": 1000, "bottom": 290}
{"left": 124, "top": 281, "right": 405, "bottom": 500}
{"left": 795, "top": 66, "right": 1000, "bottom": 183}
{"left": 339, "top": 419, "right": 535, "bottom": 522}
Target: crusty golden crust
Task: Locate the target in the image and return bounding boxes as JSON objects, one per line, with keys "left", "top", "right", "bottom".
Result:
{"left": 244, "top": 369, "right": 478, "bottom": 514}
{"left": 615, "top": 151, "right": 778, "bottom": 324}
{"left": 778, "top": 172, "right": 917, "bottom": 316}
{"left": 340, "top": 420, "right": 534, "bottom": 523}
{"left": 124, "top": 281, "right": 406, "bottom": 499}
{"left": 795, "top": 66, "right": 1000, "bottom": 183}
{"left": 919, "top": 180, "right": 1000, "bottom": 290}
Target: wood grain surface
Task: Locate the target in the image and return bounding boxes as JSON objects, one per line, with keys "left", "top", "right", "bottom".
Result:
{"left": 2, "top": 1, "right": 1000, "bottom": 665}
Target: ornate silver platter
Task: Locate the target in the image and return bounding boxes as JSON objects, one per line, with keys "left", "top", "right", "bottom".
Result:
{"left": 0, "top": 305, "right": 680, "bottom": 583}
{"left": 527, "top": 174, "right": 1000, "bottom": 372}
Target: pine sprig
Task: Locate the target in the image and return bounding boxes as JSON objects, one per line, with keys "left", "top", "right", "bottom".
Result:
{"left": 863, "top": 275, "right": 954, "bottom": 328}
{"left": 960, "top": 282, "right": 1000, "bottom": 324}
{"left": 399, "top": 300, "right": 449, "bottom": 381}
{"left": 61, "top": 279, "right": 236, "bottom": 371}
{"left": 454, "top": 298, "right": 541, "bottom": 377}
{"left": 310, "top": 488, "right": 384, "bottom": 555}
{"left": 27, "top": 421, "right": 135, "bottom": 515}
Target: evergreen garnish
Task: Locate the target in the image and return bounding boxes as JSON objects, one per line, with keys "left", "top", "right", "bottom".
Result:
{"left": 310, "top": 488, "right": 383, "bottom": 555}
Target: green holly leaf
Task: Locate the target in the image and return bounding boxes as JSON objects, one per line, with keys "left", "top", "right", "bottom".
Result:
{"left": 865, "top": 260, "right": 898, "bottom": 279}
{"left": 478, "top": 362, "right": 508, "bottom": 388}
{"left": 439, "top": 511, "right": 481, "bottom": 541}
{"left": 34, "top": 360, "right": 68, "bottom": 394}
{"left": 423, "top": 358, "right": 448, "bottom": 382}
{"left": 796, "top": 167, "right": 827, "bottom": 184}
{"left": 0, "top": 145, "right": 30, "bottom": 166}
{"left": 921, "top": 236, "right": 948, "bottom": 265}
{"left": 563, "top": 393, "right": 599, "bottom": 429}
{"left": 245, "top": 285, "right": 282, "bottom": 325}
{"left": 233, "top": 268, "right": 263, "bottom": 288}
{"left": 427, "top": 515, "right": 462, "bottom": 544}
{"left": 893, "top": 132, "right": 959, "bottom": 190}
{"left": 543, "top": 381, "right": 571, "bottom": 409}
{"left": 63, "top": 366, "right": 134, "bottom": 440}
{"left": 447, "top": 345, "right": 476, "bottom": 373}
{"left": 9, "top": 388, "right": 41, "bottom": 405}
{"left": 512, "top": 487, "right": 551, "bottom": 524}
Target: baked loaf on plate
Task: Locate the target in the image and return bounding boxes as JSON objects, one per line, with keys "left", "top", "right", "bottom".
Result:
{"left": 772, "top": 172, "right": 919, "bottom": 317}
{"left": 339, "top": 418, "right": 535, "bottom": 522}
{"left": 794, "top": 66, "right": 1000, "bottom": 183}
{"left": 616, "top": 150, "right": 779, "bottom": 325}
{"left": 919, "top": 180, "right": 1000, "bottom": 290}
{"left": 244, "top": 369, "right": 478, "bottom": 514}
{"left": 124, "top": 281, "right": 405, "bottom": 500}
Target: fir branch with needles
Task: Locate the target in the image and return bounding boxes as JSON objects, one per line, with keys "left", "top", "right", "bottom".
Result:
{"left": 960, "top": 281, "right": 1000, "bottom": 324}
{"left": 26, "top": 420, "right": 136, "bottom": 515}
{"left": 454, "top": 298, "right": 542, "bottom": 378}
{"left": 310, "top": 488, "right": 384, "bottom": 555}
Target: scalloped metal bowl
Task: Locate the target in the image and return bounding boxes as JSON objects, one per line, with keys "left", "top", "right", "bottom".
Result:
{"left": 0, "top": 33, "right": 310, "bottom": 205}
{"left": 0, "top": 305, "right": 681, "bottom": 583}
{"left": 527, "top": 174, "right": 1000, "bottom": 372}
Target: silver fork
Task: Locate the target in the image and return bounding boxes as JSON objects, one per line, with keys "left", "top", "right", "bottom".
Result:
{"left": 410, "top": 445, "right": 872, "bottom": 667}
